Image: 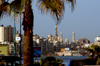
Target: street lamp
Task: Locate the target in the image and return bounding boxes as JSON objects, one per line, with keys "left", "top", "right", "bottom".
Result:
{"left": 17, "top": 12, "right": 22, "bottom": 66}
{"left": 16, "top": 11, "right": 22, "bottom": 66}
{"left": 13, "top": 13, "right": 16, "bottom": 66}
{"left": 14, "top": 13, "right": 16, "bottom": 56}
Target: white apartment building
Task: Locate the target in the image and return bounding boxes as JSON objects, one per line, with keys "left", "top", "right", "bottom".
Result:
{"left": 0, "top": 25, "right": 15, "bottom": 43}
{"left": 0, "top": 26, "right": 4, "bottom": 42}
{"left": 95, "top": 36, "right": 100, "bottom": 42}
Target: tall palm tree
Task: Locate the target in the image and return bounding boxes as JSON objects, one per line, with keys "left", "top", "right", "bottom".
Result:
{"left": 22, "top": 0, "right": 34, "bottom": 66}
{"left": 0, "top": 0, "right": 76, "bottom": 66}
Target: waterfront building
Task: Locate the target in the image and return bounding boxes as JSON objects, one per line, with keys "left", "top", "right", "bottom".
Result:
{"left": 60, "top": 32, "right": 63, "bottom": 44}
{"left": 33, "top": 25, "right": 92, "bottom": 54}
{"left": 68, "top": 42, "right": 80, "bottom": 50}
{"left": 69, "top": 37, "right": 90, "bottom": 50}
{"left": 65, "top": 38, "right": 69, "bottom": 44}
{"left": 94, "top": 36, "right": 100, "bottom": 42}
{"left": 90, "top": 36, "right": 100, "bottom": 45}
{"left": 47, "top": 34, "right": 54, "bottom": 43}
{"left": 78, "top": 37, "right": 90, "bottom": 44}
{"left": 47, "top": 42, "right": 54, "bottom": 53}
{"left": 33, "top": 35, "right": 54, "bottom": 54}
{"left": 0, "top": 25, "right": 15, "bottom": 43}
{"left": 53, "top": 41, "right": 60, "bottom": 52}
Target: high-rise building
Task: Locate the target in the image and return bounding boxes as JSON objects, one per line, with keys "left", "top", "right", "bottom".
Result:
{"left": 47, "top": 34, "right": 54, "bottom": 43}
{"left": 55, "top": 25, "right": 57, "bottom": 36}
{"left": 72, "top": 31, "right": 75, "bottom": 42}
{"left": 0, "top": 25, "right": 4, "bottom": 42}
{"left": 60, "top": 32, "right": 63, "bottom": 43}
{"left": 54, "top": 25, "right": 58, "bottom": 41}
{"left": 0, "top": 25, "right": 15, "bottom": 43}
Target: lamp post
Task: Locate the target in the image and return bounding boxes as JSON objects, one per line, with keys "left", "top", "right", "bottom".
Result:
{"left": 14, "top": 13, "right": 16, "bottom": 66}
{"left": 16, "top": 12, "right": 22, "bottom": 66}
{"left": 14, "top": 14, "right": 16, "bottom": 56}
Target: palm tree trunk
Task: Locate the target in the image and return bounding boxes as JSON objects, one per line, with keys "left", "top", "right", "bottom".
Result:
{"left": 23, "top": 0, "right": 33, "bottom": 66}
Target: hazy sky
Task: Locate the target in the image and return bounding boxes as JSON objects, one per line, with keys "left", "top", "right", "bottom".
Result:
{"left": 0, "top": 0, "right": 100, "bottom": 42}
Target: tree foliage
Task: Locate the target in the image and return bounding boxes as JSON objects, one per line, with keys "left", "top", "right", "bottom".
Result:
{"left": 0, "top": 0, "right": 76, "bottom": 23}
{"left": 66, "top": 0, "right": 76, "bottom": 11}
{"left": 0, "top": 1, "right": 9, "bottom": 18}
{"left": 85, "top": 44, "right": 100, "bottom": 65}
{"left": 39, "top": 56, "right": 63, "bottom": 66}
{"left": 37, "top": 0, "right": 64, "bottom": 24}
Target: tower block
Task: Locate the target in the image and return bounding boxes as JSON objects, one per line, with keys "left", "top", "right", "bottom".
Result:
{"left": 55, "top": 25, "right": 58, "bottom": 41}
{"left": 72, "top": 31, "right": 75, "bottom": 42}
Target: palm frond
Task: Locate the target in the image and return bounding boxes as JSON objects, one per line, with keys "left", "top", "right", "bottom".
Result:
{"left": 37, "top": 0, "right": 64, "bottom": 25}
{"left": 0, "top": 1, "right": 9, "bottom": 18}
{"left": 66, "top": 0, "right": 76, "bottom": 11}
{"left": 0, "top": 0, "right": 27, "bottom": 19}
{"left": 10, "top": 0, "right": 25, "bottom": 13}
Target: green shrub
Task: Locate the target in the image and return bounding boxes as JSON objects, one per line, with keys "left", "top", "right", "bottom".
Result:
{"left": 40, "top": 56, "right": 63, "bottom": 66}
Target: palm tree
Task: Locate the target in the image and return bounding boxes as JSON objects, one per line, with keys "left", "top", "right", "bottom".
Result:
{"left": 22, "top": 0, "right": 34, "bottom": 66}
{"left": 0, "top": 0, "right": 76, "bottom": 66}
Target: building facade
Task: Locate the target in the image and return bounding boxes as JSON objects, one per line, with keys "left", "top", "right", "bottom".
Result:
{"left": 0, "top": 25, "right": 15, "bottom": 43}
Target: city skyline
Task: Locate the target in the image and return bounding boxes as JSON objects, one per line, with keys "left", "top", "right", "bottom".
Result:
{"left": 0, "top": 0, "right": 100, "bottom": 42}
